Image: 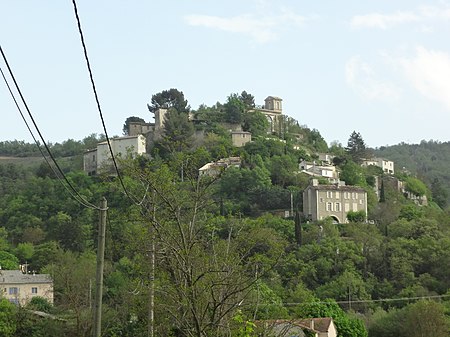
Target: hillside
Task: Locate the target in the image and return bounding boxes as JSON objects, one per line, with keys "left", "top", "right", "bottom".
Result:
{"left": 375, "top": 140, "right": 450, "bottom": 208}
{"left": 1, "top": 90, "right": 450, "bottom": 336}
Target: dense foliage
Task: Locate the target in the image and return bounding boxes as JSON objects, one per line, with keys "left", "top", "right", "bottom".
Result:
{"left": 0, "top": 90, "right": 449, "bottom": 336}
{"left": 375, "top": 140, "right": 450, "bottom": 208}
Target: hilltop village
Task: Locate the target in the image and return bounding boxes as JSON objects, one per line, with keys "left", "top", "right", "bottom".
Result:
{"left": 83, "top": 91, "right": 425, "bottom": 225}
{"left": 0, "top": 89, "right": 448, "bottom": 337}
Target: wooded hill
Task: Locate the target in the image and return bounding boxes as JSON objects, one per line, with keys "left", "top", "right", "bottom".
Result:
{"left": 0, "top": 89, "right": 449, "bottom": 337}
{"left": 375, "top": 140, "right": 450, "bottom": 208}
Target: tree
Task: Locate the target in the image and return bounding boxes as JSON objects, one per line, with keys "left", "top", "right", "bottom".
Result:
{"left": 369, "top": 300, "right": 448, "bottom": 337}
{"left": 224, "top": 93, "right": 245, "bottom": 124}
{"left": 307, "top": 129, "right": 328, "bottom": 152}
{"left": 239, "top": 90, "right": 255, "bottom": 110}
{"left": 242, "top": 110, "right": 270, "bottom": 137}
{"left": 147, "top": 88, "right": 190, "bottom": 114}
{"left": 346, "top": 131, "right": 369, "bottom": 163}
{"left": 158, "top": 108, "right": 195, "bottom": 154}
{"left": 43, "top": 251, "right": 96, "bottom": 336}
{"left": 431, "top": 178, "right": 448, "bottom": 208}
{"left": 346, "top": 210, "right": 366, "bottom": 223}
{"left": 123, "top": 164, "right": 282, "bottom": 336}
{"left": 404, "top": 176, "right": 429, "bottom": 197}
{"left": 123, "top": 116, "right": 146, "bottom": 135}
{"left": 295, "top": 300, "right": 367, "bottom": 337}
{"left": 0, "top": 251, "right": 19, "bottom": 270}
{"left": 0, "top": 298, "right": 16, "bottom": 337}
{"left": 340, "top": 161, "right": 366, "bottom": 187}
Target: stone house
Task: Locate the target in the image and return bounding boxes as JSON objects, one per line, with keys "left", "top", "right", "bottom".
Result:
{"left": 83, "top": 134, "right": 147, "bottom": 175}
{"left": 361, "top": 158, "right": 394, "bottom": 174}
{"left": 257, "top": 317, "right": 337, "bottom": 337}
{"left": 231, "top": 131, "right": 252, "bottom": 147}
{"left": 317, "top": 153, "right": 335, "bottom": 165}
{"left": 0, "top": 269, "right": 53, "bottom": 305}
{"left": 299, "top": 160, "right": 339, "bottom": 183}
{"left": 303, "top": 179, "right": 367, "bottom": 223}
{"left": 198, "top": 157, "right": 241, "bottom": 178}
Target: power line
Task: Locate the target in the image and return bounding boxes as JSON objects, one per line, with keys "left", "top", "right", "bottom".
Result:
{"left": 0, "top": 45, "right": 103, "bottom": 211}
{"left": 70, "top": 0, "right": 142, "bottom": 205}
{"left": 281, "top": 294, "right": 450, "bottom": 307}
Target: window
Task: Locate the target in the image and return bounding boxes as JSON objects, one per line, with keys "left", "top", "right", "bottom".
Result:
{"left": 327, "top": 202, "right": 333, "bottom": 211}
{"left": 32, "top": 287, "right": 38, "bottom": 294}
{"left": 9, "top": 287, "right": 18, "bottom": 295}
{"left": 320, "top": 197, "right": 324, "bottom": 203}
{"left": 335, "top": 191, "right": 340, "bottom": 199}
{"left": 335, "top": 202, "right": 341, "bottom": 212}
{"left": 326, "top": 191, "right": 332, "bottom": 198}
{"left": 359, "top": 199, "right": 363, "bottom": 205}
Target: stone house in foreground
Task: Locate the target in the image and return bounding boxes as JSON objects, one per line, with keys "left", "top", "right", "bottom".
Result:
{"left": 0, "top": 269, "right": 53, "bottom": 305}
{"left": 303, "top": 179, "right": 367, "bottom": 224}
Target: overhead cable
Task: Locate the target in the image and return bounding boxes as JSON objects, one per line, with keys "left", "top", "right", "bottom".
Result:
{"left": 0, "top": 45, "right": 104, "bottom": 211}
{"left": 70, "top": 0, "right": 142, "bottom": 205}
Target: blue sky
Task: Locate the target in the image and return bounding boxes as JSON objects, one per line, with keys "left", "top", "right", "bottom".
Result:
{"left": 1, "top": 1, "right": 450, "bottom": 148}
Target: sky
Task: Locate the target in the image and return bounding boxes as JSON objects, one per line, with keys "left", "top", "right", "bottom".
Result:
{"left": 1, "top": 1, "right": 450, "bottom": 148}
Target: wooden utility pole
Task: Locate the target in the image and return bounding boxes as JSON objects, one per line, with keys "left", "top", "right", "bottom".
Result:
{"left": 148, "top": 228, "right": 155, "bottom": 337}
{"left": 93, "top": 198, "right": 107, "bottom": 337}
{"left": 148, "top": 202, "right": 156, "bottom": 337}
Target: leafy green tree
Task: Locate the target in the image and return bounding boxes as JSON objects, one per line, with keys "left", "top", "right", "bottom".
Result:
{"left": 123, "top": 116, "right": 146, "bottom": 135}
{"left": 242, "top": 110, "right": 270, "bottom": 137}
{"left": 147, "top": 88, "right": 190, "bottom": 113}
{"left": 0, "top": 298, "right": 16, "bottom": 337}
{"left": 0, "top": 228, "right": 9, "bottom": 251}
{"left": 295, "top": 300, "right": 368, "bottom": 337}
{"left": 347, "top": 210, "right": 366, "bottom": 223}
{"left": 431, "top": 178, "right": 448, "bottom": 208}
{"left": 31, "top": 241, "right": 61, "bottom": 272}
{"left": 0, "top": 251, "right": 19, "bottom": 270}
{"left": 369, "top": 300, "right": 448, "bottom": 337}
{"left": 268, "top": 155, "right": 297, "bottom": 187}
{"left": 340, "top": 161, "right": 367, "bottom": 187}
{"left": 224, "top": 93, "right": 245, "bottom": 124}
{"left": 27, "top": 296, "right": 53, "bottom": 313}
{"left": 404, "top": 176, "right": 429, "bottom": 197}
{"left": 14, "top": 243, "right": 34, "bottom": 262}
{"left": 307, "top": 129, "right": 328, "bottom": 152}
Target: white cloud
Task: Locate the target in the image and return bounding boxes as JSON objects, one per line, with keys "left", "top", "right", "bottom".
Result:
{"left": 345, "top": 56, "right": 400, "bottom": 100}
{"left": 398, "top": 46, "right": 450, "bottom": 110}
{"left": 184, "top": 9, "right": 307, "bottom": 43}
{"left": 351, "top": 12, "right": 419, "bottom": 29}
{"left": 351, "top": 4, "right": 450, "bottom": 29}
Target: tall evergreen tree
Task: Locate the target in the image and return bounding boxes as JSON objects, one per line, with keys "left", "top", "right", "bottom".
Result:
{"left": 346, "top": 131, "right": 369, "bottom": 163}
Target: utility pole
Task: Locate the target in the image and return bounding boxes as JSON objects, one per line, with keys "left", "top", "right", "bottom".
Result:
{"left": 148, "top": 227, "right": 155, "bottom": 337}
{"left": 93, "top": 198, "right": 107, "bottom": 337}
{"left": 148, "top": 200, "right": 156, "bottom": 337}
